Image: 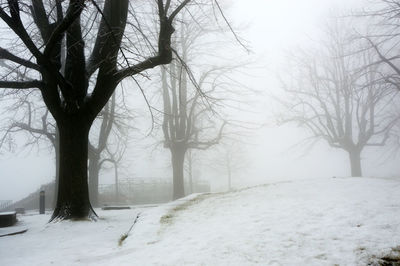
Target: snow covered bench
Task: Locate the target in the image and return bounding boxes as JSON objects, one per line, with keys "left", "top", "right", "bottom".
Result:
{"left": 0, "top": 211, "right": 17, "bottom": 227}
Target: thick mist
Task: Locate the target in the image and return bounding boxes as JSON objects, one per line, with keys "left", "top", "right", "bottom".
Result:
{"left": 0, "top": 0, "right": 398, "bottom": 202}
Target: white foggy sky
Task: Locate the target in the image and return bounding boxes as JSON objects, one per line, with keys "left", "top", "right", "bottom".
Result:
{"left": 1, "top": 0, "right": 399, "bottom": 201}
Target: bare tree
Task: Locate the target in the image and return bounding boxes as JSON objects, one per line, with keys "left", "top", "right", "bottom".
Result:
{"left": 159, "top": 1, "right": 253, "bottom": 199}
{"left": 0, "top": 95, "right": 58, "bottom": 160}
{"left": 0, "top": 89, "right": 130, "bottom": 207}
{"left": 277, "top": 22, "right": 398, "bottom": 177}
{"left": 87, "top": 92, "right": 132, "bottom": 207}
{"left": 0, "top": 95, "right": 60, "bottom": 205}
{"left": 97, "top": 136, "right": 127, "bottom": 204}
{"left": 359, "top": 1, "right": 400, "bottom": 92}
{"left": 209, "top": 141, "right": 248, "bottom": 191}
{"left": 353, "top": 0, "right": 400, "bottom": 175}
{"left": 0, "top": 0, "right": 190, "bottom": 220}
{"left": 0, "top": 22, "right": 129, "bottom": 208}
{"left": 161, "top": 61, "right": 227, "bottom": 199}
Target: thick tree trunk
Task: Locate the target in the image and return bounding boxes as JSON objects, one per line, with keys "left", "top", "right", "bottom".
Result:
{"left": 348, "top": 150, "right": 362, "bottom": 177}
{"left": 52, "top": 129, "right": 60, "bottom": 209}
{"left": 171, "top": 146, "right": 186, "bottom": 200}
{"left": 88, "top": 153, "right": 100, "bottom": 207}
{"left": 51, "top": 116, "right": 96, "bottom": 221}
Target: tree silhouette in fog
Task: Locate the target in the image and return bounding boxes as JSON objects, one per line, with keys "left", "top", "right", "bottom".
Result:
{"left": 0, "top": 0, "right": 190, "bottom": 220}
{"left": 277, "top": 21, "right": 398, "bottom": 177}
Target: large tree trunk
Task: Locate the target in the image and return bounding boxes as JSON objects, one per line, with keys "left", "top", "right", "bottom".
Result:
{"left": 348, "top": 149, "right": 362, "bottom": 177}
{"left": 171, "top": 146, "right": 186, "bottom": 200}
{"left": 51, "top": 115, "right": 96, "bottom": 221}
{"left": 88, "top": 152, "right": 100, "bottom": 207}
{"left": 51, "top": 129, "right": 60, "bottom": 209}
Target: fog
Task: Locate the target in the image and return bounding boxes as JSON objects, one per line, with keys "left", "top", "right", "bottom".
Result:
{"left": 2, "top": 1, "right": 400, "bottom": 265}
{"left": 0, "top": 0, "right": 399, "bottom": 203}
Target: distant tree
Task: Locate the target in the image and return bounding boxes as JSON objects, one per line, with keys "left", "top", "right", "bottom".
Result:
{"left": 277, "top": 22, "right": 399, "bottom": 177}
{"left": 184, "top": 149, "right": 198, "bottom": 194}
{"left": 161, "top": 60, "right": 227, "bottom": 199}
{"left": 360, "top": 0, "right": 400, "bottom": 92}
{"left": 159, "top": 1, "right": 253, "bottom": 199}
{"left": 210, "top": 141, "right": 248, "bottom": 191}
{"left": 0, "top": 95, "right": 60, "bottom": 206}
{"left": 98, "top": 135, "right": 127, "bottom": 203}
{"left": 0, "top": 0, "right": 190, "bottom": 220}
{"left": 356, "top": 0, "right": 400, "bottom": 171}
{"left": 87, "top": 92, "right": 132, "bottom": 207}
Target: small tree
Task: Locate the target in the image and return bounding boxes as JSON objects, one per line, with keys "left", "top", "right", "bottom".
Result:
{"left": 210, "top": 141, "right": 248, "bottom": 191}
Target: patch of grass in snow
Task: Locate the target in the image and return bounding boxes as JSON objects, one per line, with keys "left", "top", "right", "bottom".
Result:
{"left": 118, "top": 233, "right": 128, "bottom": 246}
{"left": 159, "top": 183, "right": 285, "bottom": 226}
{"left": 379, "top": 246, "right": 400, "bottom": 266}
{"left": 369, "top": 246, "right": 400, "bottom": 266}
{"left": 160, "top": 214, "right": 173, "bottom": 224}
{"left": 159, "top": 184, "right": 278, "bottom": 225}
{"left": 160, "top": 194, "right": 215, "bottom": 225}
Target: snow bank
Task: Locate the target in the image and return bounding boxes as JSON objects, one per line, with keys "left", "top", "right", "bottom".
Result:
{"left": 1, "top": 177, "right": 399, "bottom": 265}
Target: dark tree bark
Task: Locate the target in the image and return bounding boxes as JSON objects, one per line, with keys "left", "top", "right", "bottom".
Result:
{"left": 52, "top": 114, "right": 95, "bottom": 220}
{"left": 53, "top": 129, "right": 60, "bottom": 208}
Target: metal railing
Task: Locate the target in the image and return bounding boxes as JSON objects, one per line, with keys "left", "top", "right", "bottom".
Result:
{"left": 0, "top": 200, "right": 13, "bottom": 211}
{"left": 98, "top": 178, "right": 210, "bottom": 205}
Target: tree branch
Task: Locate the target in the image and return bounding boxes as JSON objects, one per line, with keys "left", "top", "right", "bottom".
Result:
{"left": 0, "top": 80, "right": 42, "bottom": 89}
{"left": 0, "top": 47, "right": 40, "bottom": 71}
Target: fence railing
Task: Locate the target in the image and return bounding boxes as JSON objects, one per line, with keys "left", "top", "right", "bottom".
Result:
{"left": 98, "top": 178, "right": 210, "bottom": 205}
{"left": 0, "top": 200, "right": 13, "bottom": 211}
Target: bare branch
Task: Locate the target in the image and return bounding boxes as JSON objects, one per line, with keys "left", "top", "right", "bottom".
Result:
{"left": 0, "top": 47, "right": 40, "bottom": 71}
{"left": 0, "top": 80, "right": 42, "bottom": 89}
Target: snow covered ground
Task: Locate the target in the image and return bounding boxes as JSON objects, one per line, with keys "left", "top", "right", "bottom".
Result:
{"left": 1, "top": 177, "right": 400, "bottom": 265}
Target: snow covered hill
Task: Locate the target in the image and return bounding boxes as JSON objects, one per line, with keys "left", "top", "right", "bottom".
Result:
{"left": 1, "top": 177, "right": 400, "bottom": 265}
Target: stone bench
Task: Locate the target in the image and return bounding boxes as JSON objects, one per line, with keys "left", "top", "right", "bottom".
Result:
{"left": 0, "top": 211, "right": 17, "bottom": 227}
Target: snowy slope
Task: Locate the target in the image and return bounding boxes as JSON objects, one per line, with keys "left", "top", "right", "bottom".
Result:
{"left": 1, "top": 177, "right": 400, "bottom": 265}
